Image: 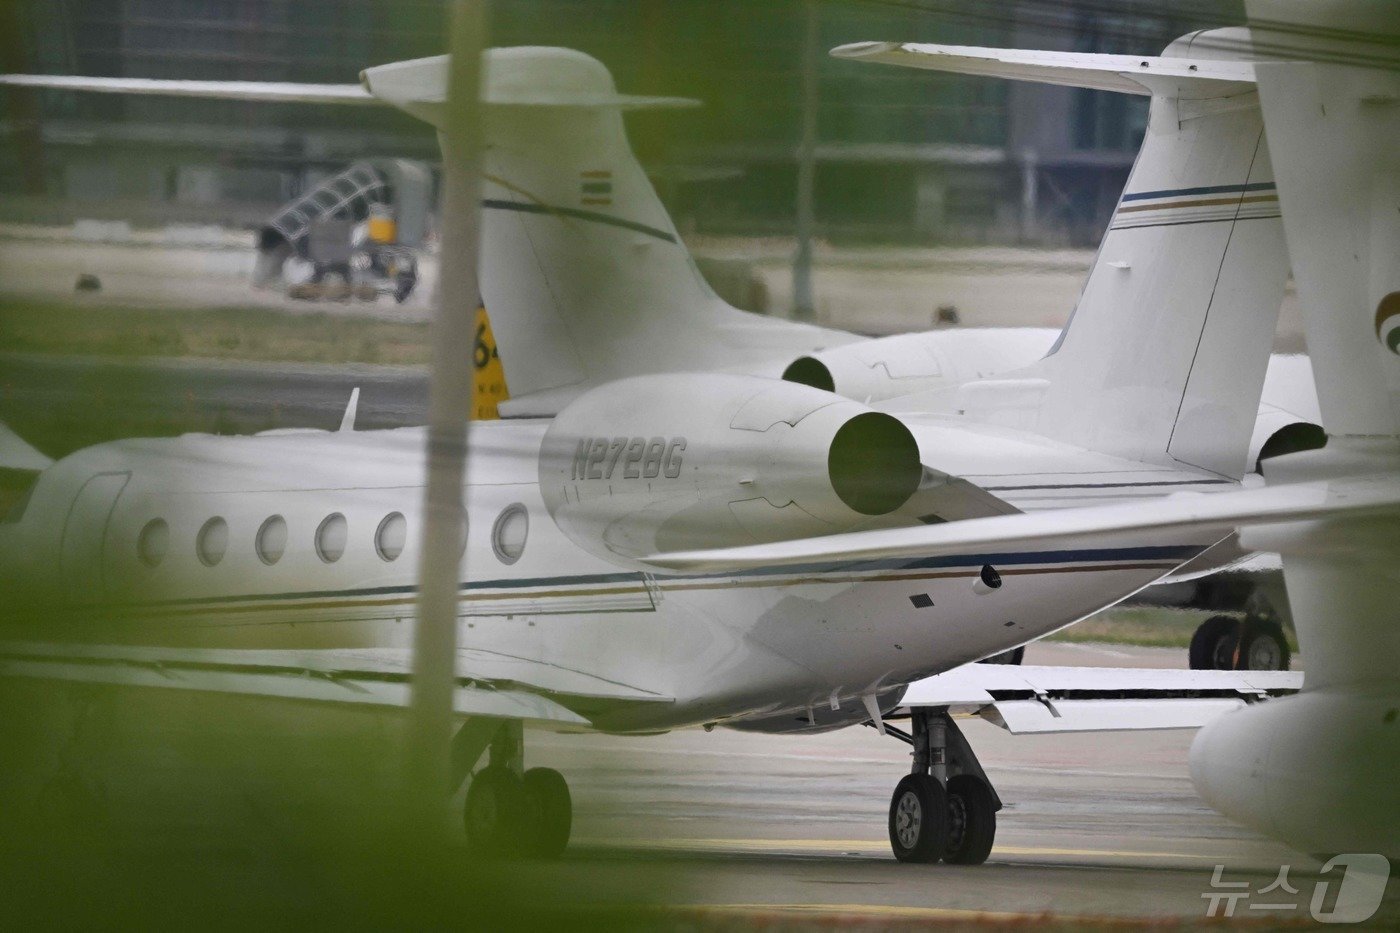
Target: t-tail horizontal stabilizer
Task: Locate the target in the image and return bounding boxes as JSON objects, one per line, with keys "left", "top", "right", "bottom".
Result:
{"left": 830, "top": 40, "right": 1257, "bottom": 97}
{"left": 0, "top": 73, "right": 375, "bottom": 104}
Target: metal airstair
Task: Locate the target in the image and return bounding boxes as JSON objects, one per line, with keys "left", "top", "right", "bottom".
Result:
{"left": 261, "top": 162, "right": 389, "bottom": 259}
{"left": 253, "top": 159, "right": 433, "bottom": 302}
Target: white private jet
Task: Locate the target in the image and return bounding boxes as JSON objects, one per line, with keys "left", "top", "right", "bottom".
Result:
{"left": 3, "top": 29, "right": 1364, "bottom": 865}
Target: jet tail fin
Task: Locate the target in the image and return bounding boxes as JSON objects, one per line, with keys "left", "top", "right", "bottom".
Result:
{"left": 8, "top": 50, "right": 851, "bottom": 413}
{"left": 855, "top": 30, "right": 1289, "bottom": 479}
{"left": 367, "top": 48, "right": 852, "bottom": 410}
{"left": 1245, "top": 3, "right": 1400, "bottom": 438}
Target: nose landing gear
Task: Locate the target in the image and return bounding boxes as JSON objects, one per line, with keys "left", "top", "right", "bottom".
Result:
{"left": 878, "top": 708, "right": 1000, "bottom": 865}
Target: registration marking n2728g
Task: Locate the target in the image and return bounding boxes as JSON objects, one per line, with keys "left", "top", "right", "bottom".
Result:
{"left": 572, "top": 436, "right": 686, "bottom": 481}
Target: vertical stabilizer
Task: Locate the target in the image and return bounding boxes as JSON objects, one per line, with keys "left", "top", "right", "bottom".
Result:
{"left": 842, "top": 31, "right": 1291, "bottom": 478}
{"left": 1245, "top": 2, "right": 1400, "bottom": 438}
{"left": 364, "top": 49, "right": 850, "bottom": 407}
{"left": 1032, "top": 32, "right": 1288, "bottom": 476}
{"left": 1036, "top": 42, "right": 1288, "bottom": 476}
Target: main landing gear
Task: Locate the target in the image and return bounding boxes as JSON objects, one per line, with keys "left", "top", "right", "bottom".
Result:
{"left": 880, "top": 708, "right": 1000, "bottom": 864}
{"left": 452, "top": 719, "right": 572, "bottom": 858}
{"left": 1188, "top": 614, "right": 1291, "bottom": 671}
{"left": 1178, "top": 575, "right": 1292, "bottom": 671}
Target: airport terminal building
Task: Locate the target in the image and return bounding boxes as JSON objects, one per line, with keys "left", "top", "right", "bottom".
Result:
{"left": 1, "top": 0, "right": 1224, "bottom": 245}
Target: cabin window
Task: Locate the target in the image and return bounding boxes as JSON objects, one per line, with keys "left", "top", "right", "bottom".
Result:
{"left": 491, "top": 504, "right": 528, "bottom": 564}
{"left": 315, "top": 512, "right": 348, "bottom": 563}
{"left": 256, "top": 515, "right": 288, "bottom": 565}
{"left": 196, "top": 517, "right": 228, "bottom": 567}
{"left": 138, "top": 518, "right": 169, "bottom": 567}
{"left": 376, "top": 512, "right": 407, "bottom": 562}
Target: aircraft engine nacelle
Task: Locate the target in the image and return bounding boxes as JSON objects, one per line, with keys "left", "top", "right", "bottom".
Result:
{"left": 782, "top": 329, "right": 1056, "bottom": 405}
{"left": 538, "top": 374, "right": 923, "bottom": 561}
{"left": 1189, "top": 689, "right": 1400, "bottom": 859}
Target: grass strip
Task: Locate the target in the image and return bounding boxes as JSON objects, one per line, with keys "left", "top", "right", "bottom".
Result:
{"left": 0, "top": 300, "right": 431, "bottom": 366}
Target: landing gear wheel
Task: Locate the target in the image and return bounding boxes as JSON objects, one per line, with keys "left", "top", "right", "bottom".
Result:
{"left": 1189, "top": 615, "right": 1240, "bottom": 670}
{"left": 522, "top": 767, "right": 572, "bottom": 858}
{"left": 943, "top": 774, "right": 996, "bottom": 865}
{"left": 1239, "top": 622, "right": 1290, "bottom": 671}
{"left": 889, "top": 773, "right": 948, "bottom": 863}
{"left": 464, "top": 766, "right": 525, "bottom": 856}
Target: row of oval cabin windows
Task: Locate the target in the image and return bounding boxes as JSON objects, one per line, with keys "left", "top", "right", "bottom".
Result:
{"left": 134, "top": 505, "right": 529, "bottom": 569}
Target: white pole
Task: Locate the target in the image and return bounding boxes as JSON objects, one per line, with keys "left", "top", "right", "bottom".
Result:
{"left": 405, "top": 0, "right": 488, "bottom": 842}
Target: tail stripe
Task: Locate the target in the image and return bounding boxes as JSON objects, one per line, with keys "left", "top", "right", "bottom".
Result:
{"left": 1110, "top": 182, "right": 1280, "bottom": 233}
{"left": 1122, "top": 181, "right": 1276, "bottom": 202}
{"left": 1119, "top": 193, "right": 1278, "bottom": 214}
{"left": 1109, "top": 213, "right": 1281, "bottom": 232}
{"left": 481, "top": 198, "right": 676, "bottom": 243}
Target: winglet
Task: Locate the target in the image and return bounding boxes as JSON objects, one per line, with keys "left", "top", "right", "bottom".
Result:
{"left": 339, "top": 388, "right": 360, "bottom": 433}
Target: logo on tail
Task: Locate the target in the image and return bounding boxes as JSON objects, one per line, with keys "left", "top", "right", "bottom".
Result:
{"left": 579, "top": 169, "right": 613, "bottom": 207}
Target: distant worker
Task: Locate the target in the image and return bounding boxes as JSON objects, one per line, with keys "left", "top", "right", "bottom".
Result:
{"left": 364, "top": 203, "right": 419, "bottom": 304}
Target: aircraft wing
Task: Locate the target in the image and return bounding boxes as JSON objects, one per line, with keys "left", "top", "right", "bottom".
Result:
{"left": 0, "top": 642, "right": 674, "bottom": 727}
{"left": 829, "top": 42, "right": 1257, "bottom": 96}
{"left": 0, "top": 73, "right": 375, "bottom": 105}
{"left": 899, "top": 663, "right": 1302, "bottom": 734}
{"left": 648, "top": 473, "right": 1400, "bottom": 573}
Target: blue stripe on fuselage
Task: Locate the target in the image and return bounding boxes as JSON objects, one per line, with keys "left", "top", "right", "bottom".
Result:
{"left": 118, "top": 543, "right": 1202, "bottom": 611}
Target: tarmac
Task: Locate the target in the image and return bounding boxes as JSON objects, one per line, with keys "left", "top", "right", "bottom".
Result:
{"left": 4, "top": 642, "right": 1386, "bottom": 927}
{"left": 0, "top": 224, "right": 1310, "bottom": 347}
{"left": 533, "top": 642, "right": 1336, "bottom": 923}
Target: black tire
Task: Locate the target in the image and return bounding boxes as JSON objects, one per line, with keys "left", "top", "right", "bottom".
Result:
{"left": 1189, "top": 615, "right": 1240, "bottom": 670}
{"left": 1239, "top": 622, "right": 1291, "bottom": 671}
{"left": 943, "top": 774, "right": 996, "bottom": 865}
{"left": 463, "top": 766, "right": 525, "bottom": 856}
{"left": 522, "top": 767, "right": 572, "bottom": 858}
{"left": 888, "top": 773, "right": 948, "bottom": 863}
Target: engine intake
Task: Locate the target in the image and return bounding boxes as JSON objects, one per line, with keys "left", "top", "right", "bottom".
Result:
{"left": 782, "top": 329, "right": 1056, "bottom": 405}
